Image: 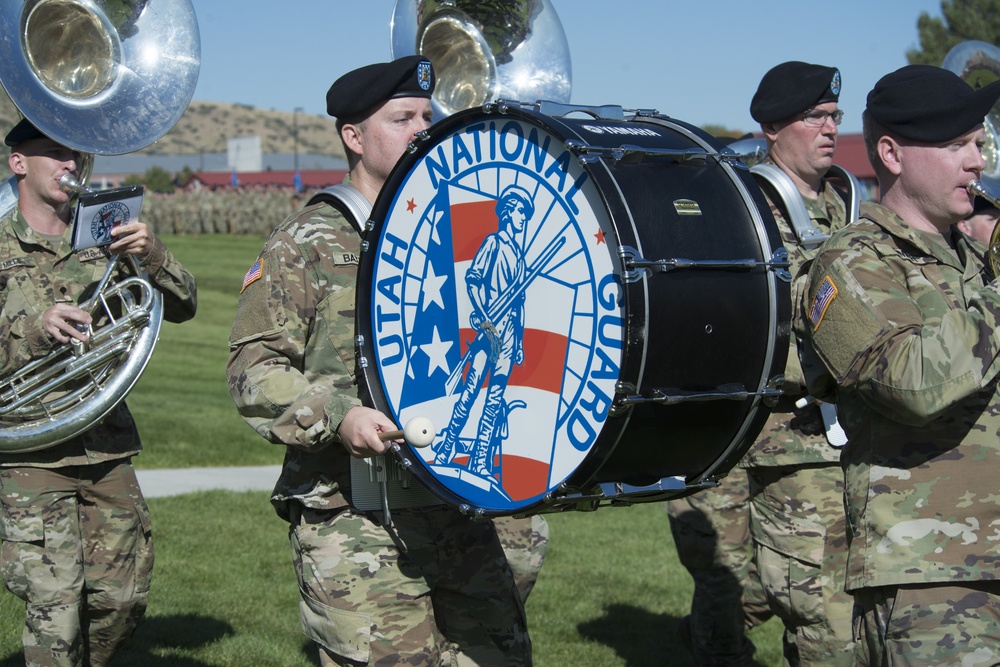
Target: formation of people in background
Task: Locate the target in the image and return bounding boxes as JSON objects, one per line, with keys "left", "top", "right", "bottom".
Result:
{"left": 1, "top": 38, "right": 1000, "bottom": 667}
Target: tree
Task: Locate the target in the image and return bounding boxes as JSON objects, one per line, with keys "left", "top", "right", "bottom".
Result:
{"left": 126, "top": 165, "right": 174, "bottom": 193}
{"left": 908, "top": 0, "right": 1000, "bottom": 66}
{"left": 175, "top": 165, "right": 196, "bottom": 188}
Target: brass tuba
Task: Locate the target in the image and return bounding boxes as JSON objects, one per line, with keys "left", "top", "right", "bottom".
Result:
{"left": 0, "top": 0, "right": 200, "bottom": 453}
{"left": 944, "top": 41, "right": 1000, "bottom": 187}
{"left": 943, "top": 40, "right": 1000, "bottom": 277}
{"left": 967, "top": 178, "right": 1000, "bottom": 277}
{"left": 313, "top": 1, "right": 572, "bottom": 209}
{"left": 389, "top": 0, "right": 572, "bottom": 119}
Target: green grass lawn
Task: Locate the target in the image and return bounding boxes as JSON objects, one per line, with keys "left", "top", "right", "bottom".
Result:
{"left": 0, "top": 495, "right": 784, "bottom": 666}
{"left": 0, "top": 234, "right": 784, "bottom": 665}
{"left": 127, "top": 234, "right": 283, "bottom": 469}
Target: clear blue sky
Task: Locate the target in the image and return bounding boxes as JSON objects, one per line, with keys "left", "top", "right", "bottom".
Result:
{"left": 191, "top": 1, "right": 945, "bottom": 135}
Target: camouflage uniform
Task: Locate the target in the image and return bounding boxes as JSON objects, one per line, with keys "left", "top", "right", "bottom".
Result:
{"left": 666, "top": 467, "right": 773, "bottom": 666}
{"left": 493, "top": 515, "right": 549, "bottom": 603}
{"left": 740, "top": 160, "right": 855, "bottom": 666}
{"left": 0, "top": 207, "right": 197, "bottom": 666}
{"left": 226, "top": 191, "right": 530, "bottom": 666}
{"left": 798, "top": 200, "right": 1000, "bottom": 665}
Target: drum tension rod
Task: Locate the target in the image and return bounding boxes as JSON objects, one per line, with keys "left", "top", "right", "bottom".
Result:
{"left": 541, "top": 477, "right": 722, "bottom": 511}
{"left": 565, "top": 140, "right": 713, "bottom": 166}
{"left": 619, "top": 246, "right": 791, "bottom": 283}
{"left": 616, "top": 383, "right": 784, "bottom": 407}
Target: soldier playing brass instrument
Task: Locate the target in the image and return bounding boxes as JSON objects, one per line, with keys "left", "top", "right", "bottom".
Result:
{"left": 798, "top": 64, "right": 1000, "bottom": 665}
{"left": 0, "top": 119, "right": 197, "bottom": 666}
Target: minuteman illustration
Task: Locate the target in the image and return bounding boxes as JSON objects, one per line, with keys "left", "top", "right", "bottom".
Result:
{"left": 434, "top": 184, "right": 533, "bottom": 478}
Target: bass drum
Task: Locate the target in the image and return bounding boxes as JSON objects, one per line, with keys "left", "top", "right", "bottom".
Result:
{"left": 357, "top": 102, "right": 790, "bottom": 516}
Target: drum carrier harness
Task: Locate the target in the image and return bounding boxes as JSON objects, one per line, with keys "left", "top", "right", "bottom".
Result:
{"left": 749, "top": 162, "right": 860, "bottom": 448}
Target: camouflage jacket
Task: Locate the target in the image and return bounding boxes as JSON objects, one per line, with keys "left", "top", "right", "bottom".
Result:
{"left": 797, "top": 199, "right": 1000, "bottom": 589}
{"left": 0, "top": 206, "right": 197, "bottom": 467}
{"left": 741, "top": 159, "right": 849, "bottom": 468}
{"left": 227, "top": 202, "right": 362, "bottom": 521}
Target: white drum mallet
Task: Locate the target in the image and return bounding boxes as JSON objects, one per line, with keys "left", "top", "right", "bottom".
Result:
{"left": 378, "top": 416, "right": 435, "bottom": 448}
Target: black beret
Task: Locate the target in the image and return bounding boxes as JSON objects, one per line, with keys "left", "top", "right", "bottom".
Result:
{"left": 4, "top": 118, "right": 45, "bottom": 147}
{"left": 866, "top": 64, "right": 1000, "bottom": 142}
{"left": 973, "top": 194, "right": 1000, "bottom": 215}
{"left": 326, "top": 56, "right": 435, "bottom": 121}
{"left": 750, "top": 61, "right": 841, "bottom": 124}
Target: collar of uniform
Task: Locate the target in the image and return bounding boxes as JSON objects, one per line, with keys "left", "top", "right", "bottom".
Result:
{"left": 863, "top": 201, "right": 964, "bottom": 269}
{"left": 803, "top": 183, "right": 836, "bottom": 226}
{"left": 10, "top": 208, "right": 72, "bottom": 257}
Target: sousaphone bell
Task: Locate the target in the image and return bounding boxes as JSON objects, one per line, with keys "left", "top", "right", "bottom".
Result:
{"left": 390, "top": 0, "right": 572, "bottom": 119}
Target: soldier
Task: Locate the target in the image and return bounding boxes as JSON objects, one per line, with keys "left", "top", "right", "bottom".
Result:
{"left": 957, "top": 194, "right": 1000, "bottom": 245}
{"left": 0, "top": 118, "right": 197, "bottom": 666}
{"left": 227, "top": 57, "right": 532, "bottom": 666}
{"left": 666, "top": 471, "right": 772, "bottom": 666}
{"left": 741, "top": 61, "right": 855, "bottom": 666}
{"left": 798, "top": 64, "right": 1000, "bottom": 665}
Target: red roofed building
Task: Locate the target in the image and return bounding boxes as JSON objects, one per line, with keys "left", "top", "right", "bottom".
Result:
{"left": 187, "top": 169, "right": 348, "bottom": 191}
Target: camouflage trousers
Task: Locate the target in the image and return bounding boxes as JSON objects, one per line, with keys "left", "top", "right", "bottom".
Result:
{"left": 667, "top": 466, "right": 773, "bottom": 666}
{"left": 853, "top": 581, "right": 1000, "bottom": 666}
{"left": 747, "top": 464, "right": 854, "bottom": 667}
{"left": 289, "top": 504, "right": 530, "bottom": 667}
{"left": 0, "top": 460, "right": 153, "bottom": 667}
{"left": 493, "top": 515, "right": 549, "bottom": 603}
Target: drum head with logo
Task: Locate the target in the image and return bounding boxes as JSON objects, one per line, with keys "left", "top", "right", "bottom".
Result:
{"left": 357, "top": 105, "right": 787, "bottom": 515}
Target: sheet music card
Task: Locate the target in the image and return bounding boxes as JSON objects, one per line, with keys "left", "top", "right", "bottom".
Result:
{"left": 72, "top": 184, "right": 145, "bottom": 251}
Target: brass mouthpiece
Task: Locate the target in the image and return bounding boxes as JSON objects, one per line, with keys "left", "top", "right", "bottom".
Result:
{"left": 58, "top": 173, "right": 92, "bottom": 195}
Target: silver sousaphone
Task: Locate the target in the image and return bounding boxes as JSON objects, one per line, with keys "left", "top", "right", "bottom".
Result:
{"left": 311, "top": 0, "right": 572, "bottom": 210}
{"left": 943, "top": 40, "right": 1000, "bottom": 277}
{"left": 390, "top": 0, "right": 572, "bottom": 119}
{"left": 0, "top": 0, "right": 200, "bottom": 452}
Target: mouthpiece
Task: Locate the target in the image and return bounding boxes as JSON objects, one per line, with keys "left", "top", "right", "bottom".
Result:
{"left": 59, "top": 174, "right": 92, "bottom": 195}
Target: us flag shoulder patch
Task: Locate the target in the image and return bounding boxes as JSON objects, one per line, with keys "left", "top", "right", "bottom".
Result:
{"left": 809, "top": 276, "right": 838, "bottom": 330}
{"left": 241, "top": 258, "right": 263, "bottom": 293}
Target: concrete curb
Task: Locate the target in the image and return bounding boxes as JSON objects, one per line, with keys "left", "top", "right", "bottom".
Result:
{"left": 136, "top": 465, "right": 280, "bottom": 498}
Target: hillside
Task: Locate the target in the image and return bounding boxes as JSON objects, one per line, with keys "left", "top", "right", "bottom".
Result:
{"left": 0, "top": 91, "right": 345, "bottom": 179}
